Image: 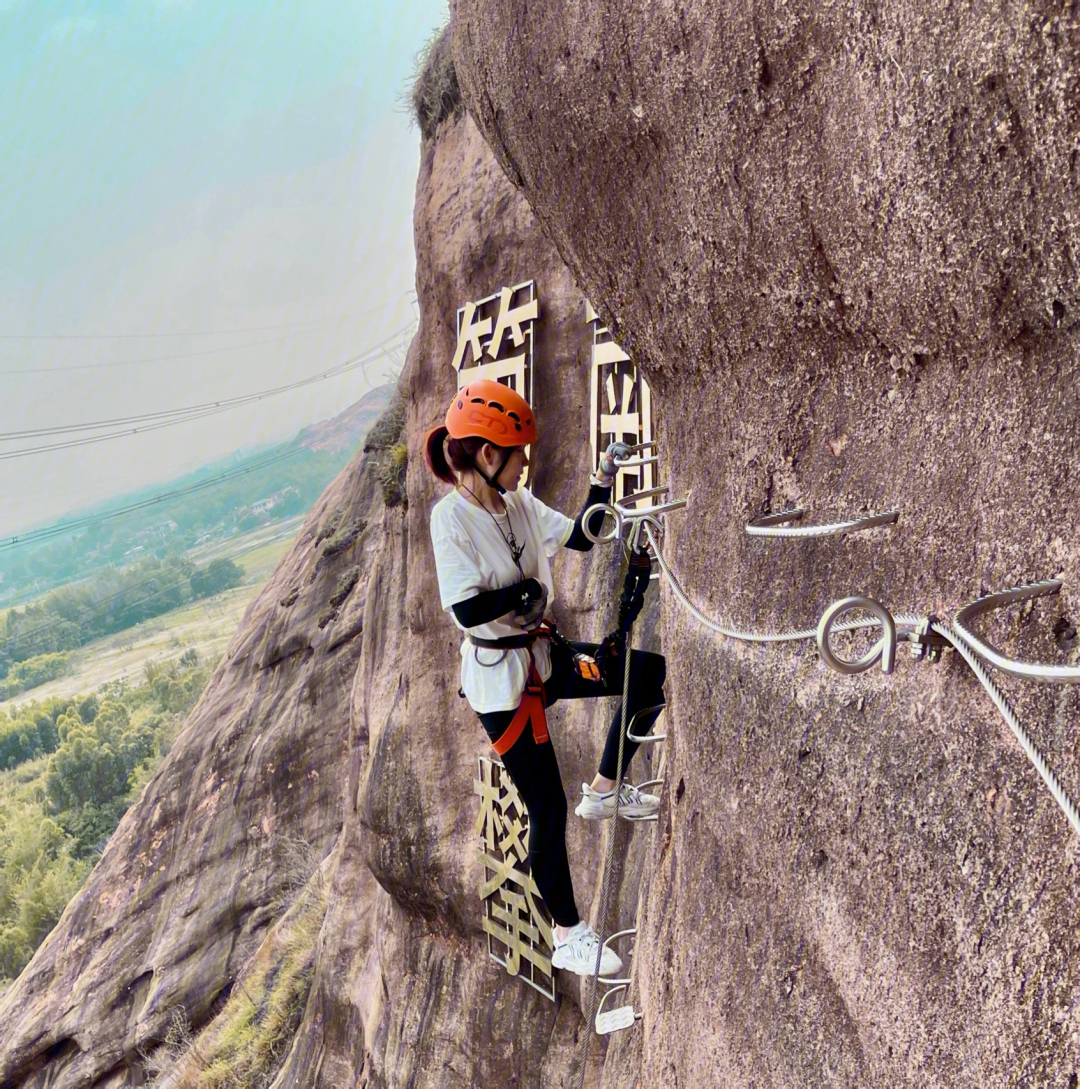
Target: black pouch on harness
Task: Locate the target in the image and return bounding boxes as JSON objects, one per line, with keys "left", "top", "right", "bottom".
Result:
{"left": 596, "top": 630, "right": 624, "bottom": 688}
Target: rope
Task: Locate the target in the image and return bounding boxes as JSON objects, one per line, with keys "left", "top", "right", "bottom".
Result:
{"left": 644, "top": 522, "right": 922, "bottom": 641}
{"left": 574, "top": 582, "right": 636, "bottom": 1089}
{"left": 643, "top": 521, "right": 1080, "bottom": 839}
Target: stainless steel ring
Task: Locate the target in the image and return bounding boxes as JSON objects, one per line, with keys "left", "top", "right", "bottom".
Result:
{"left": 817, "top": 596, "right": 897, "bottom": 675}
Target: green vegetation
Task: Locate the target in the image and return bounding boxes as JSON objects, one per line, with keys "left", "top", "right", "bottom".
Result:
{"left": 1, "top": 556, "right": 243, "bottom": 688}
{"left": 0, "top": 652, "right": 215, "bottom": 987}
{"left": 143, "top": 857, "right": 326, "bottom": 1089}
{"left": 0, "top": 442, "right": 354, "bottom": 609}
{"left": 0, "top": 652, "right": 72, "bottom": 700}
{"left": 381, "top": 443, "right": 408, "bottom": 508}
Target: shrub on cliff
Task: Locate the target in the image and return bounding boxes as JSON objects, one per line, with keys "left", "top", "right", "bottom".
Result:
{"left": 410, "top": 24, "right": 463, "bottom": 141}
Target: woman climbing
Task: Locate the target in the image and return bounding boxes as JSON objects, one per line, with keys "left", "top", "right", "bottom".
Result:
{"left": 425, "top": 379, "right": 666, "bottom": 978}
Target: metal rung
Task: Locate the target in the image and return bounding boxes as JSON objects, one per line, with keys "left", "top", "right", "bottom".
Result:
{"left": 627, "top": 703, "right": 667, "bottom": 744}
{"left": 596, "top": 1001, "right": 638, "bottom": 1034}
{"left": 621, "top": 485, "right": 669, "bottom": 505}
{"left": 595, "top": 979, "right": 641, "bottom": 1035}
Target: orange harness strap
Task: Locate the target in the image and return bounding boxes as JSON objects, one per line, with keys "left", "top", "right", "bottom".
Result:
{"left": 492, "top": 658, "right": 548, "bottom": 755}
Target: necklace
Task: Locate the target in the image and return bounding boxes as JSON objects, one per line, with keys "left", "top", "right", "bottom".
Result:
{"left": 458, "top": 481, "right": 526, "bottom": 573}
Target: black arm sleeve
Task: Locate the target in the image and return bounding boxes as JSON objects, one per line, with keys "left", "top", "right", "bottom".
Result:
{"left": 564, "top": 482, "right": 613, "bottom": 552}
{"left": 452, "top": 578, "right": 542, "bottom": 628}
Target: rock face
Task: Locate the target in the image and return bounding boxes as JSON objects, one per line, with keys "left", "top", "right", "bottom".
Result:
{"left": 447, "top": 4, "right": 1080, "bottom": 1087}
{"left": 272, "top": 109, "right": 659, "bottom": 1089}
{"left": 0, "top": 395, "right": 385, "bottom": 1086}
{"left": 5, "top": 5, "right": 1080, "bottom": 1087}
{"left": 0, "top": 108, "right": 655, "bottom": 1087}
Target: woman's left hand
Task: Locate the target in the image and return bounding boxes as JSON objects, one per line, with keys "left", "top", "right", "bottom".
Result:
{"left": 516, "top": 580, "right": 548, "bottom": 629}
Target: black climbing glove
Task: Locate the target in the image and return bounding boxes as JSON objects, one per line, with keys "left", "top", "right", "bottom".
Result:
{"left": 515, "top": 578, "right": 548, "bottom": 630}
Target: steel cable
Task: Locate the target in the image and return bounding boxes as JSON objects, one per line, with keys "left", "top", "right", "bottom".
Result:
{"left": 930, "top": 620, "right": 1080, "bottom": 836}
{"left": 575, "top": 602, "right": 635, "bottom": 1089}
{"left": 643, "top": 522, "right": 1080, "bottom": 839}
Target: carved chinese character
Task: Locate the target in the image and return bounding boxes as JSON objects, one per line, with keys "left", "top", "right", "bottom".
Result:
{"left": 587, "top": 301, "right": 654, "bottom": 502}
{"left": 475, "top": 757, "right": 555, "bottom": 1000}
{"left": 453, "top": 282, "right": 537, "bottom": 485}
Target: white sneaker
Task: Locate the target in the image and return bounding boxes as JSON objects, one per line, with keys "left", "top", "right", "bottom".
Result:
{"left": 551, "top": 922, "right": 623, "bottom": 977}
{"left": 575, "top": 782, "right": 660, "bottom": 821}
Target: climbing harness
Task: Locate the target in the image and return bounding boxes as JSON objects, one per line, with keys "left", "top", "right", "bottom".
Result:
{"left": 470, "top": 620, "right": 602, "bottom": 752}
{"left": 469, "top": 628, "right": 550, "bottom": 754}
{"left": 491, "top": 658, "right": 548, "bottom": 755}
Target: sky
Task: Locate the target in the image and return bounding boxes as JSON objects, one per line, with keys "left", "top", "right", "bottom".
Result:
{"left": 0, "top": 0, "right": 449, "bottom": 532}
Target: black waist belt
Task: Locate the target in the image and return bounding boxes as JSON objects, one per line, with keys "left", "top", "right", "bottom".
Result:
{"left": 468, "top": 631, "right": 544, "bottom": 650}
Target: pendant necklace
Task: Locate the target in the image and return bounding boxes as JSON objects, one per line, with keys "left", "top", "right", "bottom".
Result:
{"left": 458, "top": 481, "right": 525, "bottom": 575}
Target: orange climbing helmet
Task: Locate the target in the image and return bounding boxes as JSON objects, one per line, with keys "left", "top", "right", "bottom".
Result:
{"left": 445, "top": 379, "right": 537, "bottom": 447}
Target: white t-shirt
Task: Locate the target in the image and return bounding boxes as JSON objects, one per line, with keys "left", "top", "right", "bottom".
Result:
{"left": 430, "top": 487, "right": 574, "bottom": 713}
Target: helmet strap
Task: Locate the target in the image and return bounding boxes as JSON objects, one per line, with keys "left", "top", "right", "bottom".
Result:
{"left": 472, "top": 445, "right": 512, "bottom": 496}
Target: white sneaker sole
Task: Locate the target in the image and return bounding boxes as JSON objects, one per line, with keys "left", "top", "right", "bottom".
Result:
{"left": 575, "top": 801, "right": 660, "bottom": 821}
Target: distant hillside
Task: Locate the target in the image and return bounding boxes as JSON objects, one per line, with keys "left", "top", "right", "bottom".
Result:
{"left": 0, "top": 384, "right": 395, "bottom": 608}
{"left": 296, "top": 383, "right": 393, "bottom": 452}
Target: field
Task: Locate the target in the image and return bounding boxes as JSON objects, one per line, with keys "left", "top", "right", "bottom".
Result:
{"left": 0, "top": 516, "right": 304, "bottom": 712}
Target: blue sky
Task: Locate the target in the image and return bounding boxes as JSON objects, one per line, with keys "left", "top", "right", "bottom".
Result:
{"left": 0, "top": 0, "right": 449, "bottom": 529}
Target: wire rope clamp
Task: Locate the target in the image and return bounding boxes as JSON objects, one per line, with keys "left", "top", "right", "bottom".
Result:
{"left": 817, "top": 596, "right": 896, "bottom": 675}
{"left": 907, "top": 617, "right": 950, "bottom": 662}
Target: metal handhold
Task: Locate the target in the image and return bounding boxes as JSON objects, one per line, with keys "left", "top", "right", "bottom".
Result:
{"left": 582, "top": 497, "right": 689, "bottom": 546}
{"left": 817, "top": 596, "right": 897, "bottom": 675}
{"left": 747, "top": 509, "right": 900, "bottom": 538}
{"left": 595, "top": 985, "right": 640, "bottom": 1035}
{"left": 626, "top": 703, "right": 667, "bottom": 744}
{"left": 953, "top": 580, "right": 1080, "bottom": 683}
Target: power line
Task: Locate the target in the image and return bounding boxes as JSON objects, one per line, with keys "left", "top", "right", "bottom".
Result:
{"left": 0, "top": 331, "right": 316, "bottom": 376}
{"left": 0, "top": 325, "right": 412, "bottom": 460}
{"left": 0, "top": 440, "right": 311, "bottom": 553}
{"left": 0, "top": 308, "right": 383, "bottom": 342}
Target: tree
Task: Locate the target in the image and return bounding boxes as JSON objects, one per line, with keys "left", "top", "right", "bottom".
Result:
{"left": 190, "top": 558, "right": 244, "bottom": 599}
{"left": 43, "top": 699, "right": 154, "bottom": 855}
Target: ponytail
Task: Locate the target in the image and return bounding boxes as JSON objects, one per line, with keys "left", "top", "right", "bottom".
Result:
{"left": 424, "top": 425, "right": 455, "bottom": 484}
{"left": 423, "top": 425, "right": 504, "bottom": 485}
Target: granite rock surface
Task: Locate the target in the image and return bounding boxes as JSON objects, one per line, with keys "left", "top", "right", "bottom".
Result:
{"left": 448, "top": 3, "right": 1080, "bottom": 1085}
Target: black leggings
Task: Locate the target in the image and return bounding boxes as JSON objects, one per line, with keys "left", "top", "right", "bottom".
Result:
{"left": 477, "top": 641, "right": 666, "bottom": 928}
